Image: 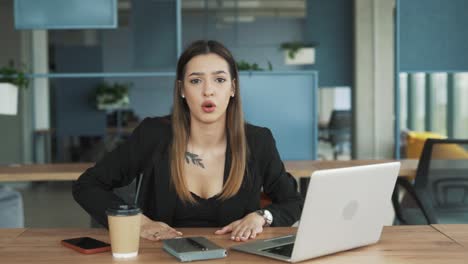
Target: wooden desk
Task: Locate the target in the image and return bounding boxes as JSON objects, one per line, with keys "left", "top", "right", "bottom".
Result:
{"left": 0, "top": 228, "right": 26, "bottom": 247}
{"left": 1, "top": 226, "right": 467, "bottom": 263}
{"left": 433, "top": 224, "right": 468, "bottom": 247}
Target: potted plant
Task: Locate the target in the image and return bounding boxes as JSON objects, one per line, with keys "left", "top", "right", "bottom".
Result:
{"left": 280, "top": 42, "right": 318, "bottom": 65}
{"left": 237, "top": 60, "right": 273, "bottom": 71}
{"left": 94, "top": 81, "right": 131, "bottom": 111}
{"left": 0, "top": 61, "right": 29, "bottom": 115}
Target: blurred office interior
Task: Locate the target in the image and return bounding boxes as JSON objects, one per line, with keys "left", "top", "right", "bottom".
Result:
{"left": 1, "top": 0, "right": 468, "bottom": 227}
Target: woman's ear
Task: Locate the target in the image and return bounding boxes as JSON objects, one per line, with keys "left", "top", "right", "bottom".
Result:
{"left": 177, "top": 80, "right": 185, "bottom": 98}
{"left": 231, "top": 79, "right": 236, "bottom": 97}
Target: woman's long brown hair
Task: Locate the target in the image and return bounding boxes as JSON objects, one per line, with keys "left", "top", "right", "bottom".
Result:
{"left": 170, "top": 40, "right": 247, "bottom": 203}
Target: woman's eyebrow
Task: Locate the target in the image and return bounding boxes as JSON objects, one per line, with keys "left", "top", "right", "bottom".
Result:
{"left": 188, "top": 72, "right": 204, "bottom": 77}
{"left": 188, "top": 70, "right": 227, "bottom": 77}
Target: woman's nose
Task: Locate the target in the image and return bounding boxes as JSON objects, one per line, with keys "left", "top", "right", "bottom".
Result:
{"left": 203, "top": 83, "right": 215, "bottom": 97}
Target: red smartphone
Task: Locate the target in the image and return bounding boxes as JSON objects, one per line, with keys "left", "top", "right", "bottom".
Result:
{"left": 61, "top": 237, "right": 111, "bottom": 254}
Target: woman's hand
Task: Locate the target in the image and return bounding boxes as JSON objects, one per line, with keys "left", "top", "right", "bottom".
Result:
{"left": 214, "top": 212, "right": 266, "bottom": 242}
{"left": 140, "top": 214, "right": 183, "bottom": 241}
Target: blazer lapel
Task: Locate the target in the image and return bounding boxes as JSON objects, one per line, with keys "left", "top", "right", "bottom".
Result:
{"left": 138, "top": 134, "right": 177, "bottom": 225}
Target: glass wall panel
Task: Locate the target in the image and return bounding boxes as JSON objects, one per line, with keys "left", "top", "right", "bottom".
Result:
{"left": 15, "top": 0, "right": 117, "bottom": 29}
{"left": 432, "top": 73, "right": 447, "bottom": 136}
{"left": 317, "top": 87, "right": 351, "bottom": 160}
{"left": 400, "top": 72, "right": 449, "bottom": 138}
{"left": 399, "top": 73, "right": 408, "bottom": 130}
{"left": 409, "top": 73, "right": 426, "bottom": 131}
{"left": 454, "top": 73, "right": 468, "bottom": 138}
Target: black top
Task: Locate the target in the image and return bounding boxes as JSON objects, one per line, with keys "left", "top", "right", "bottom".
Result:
{"left": 72, "top": 116, "right": 303, "bottom": 228}
{"left": 173, "top": 192, "right": 221, "bottom": 227}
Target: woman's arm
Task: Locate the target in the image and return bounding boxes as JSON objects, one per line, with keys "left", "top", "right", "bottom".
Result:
{"left": 72, "top": 117, "right": 162, "bottom": 227}
{"left": 261, "top": 128, "right": 304, "bottom": 226}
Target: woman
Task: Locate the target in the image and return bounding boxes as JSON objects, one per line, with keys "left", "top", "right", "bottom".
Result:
{"left": 73, "top": 40, "right": 303, "bottom": 242}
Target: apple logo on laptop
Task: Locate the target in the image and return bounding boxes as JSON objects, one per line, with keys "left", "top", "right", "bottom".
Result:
{"left": 342, "top": 200, "right": 359, "bottom": 220}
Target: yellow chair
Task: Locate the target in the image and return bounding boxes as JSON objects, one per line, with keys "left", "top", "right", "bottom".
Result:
{"left": 406, "top": 131, "right": 445, "bottom": 159}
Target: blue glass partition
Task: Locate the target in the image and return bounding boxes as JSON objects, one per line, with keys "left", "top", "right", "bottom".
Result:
{"left": 240, "top": 71, "right": 318, "bottom": 160}
{"left": 132, "top": 0, "right": 178, "bottom": 70}
{"left": 14, "top": 0, "right": 117, "bottom": 29}
{"left": 398, "top": 0, "right": 468, "bottom": 72}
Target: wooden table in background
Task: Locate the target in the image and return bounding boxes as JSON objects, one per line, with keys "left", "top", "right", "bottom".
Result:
{"left": 0, "top": 163, "right": 92, "bottom": 182}
{"left": 1, "top": 226, "right": 467, "bottom": 263}
{"left": 0, "top": 159, "right": 418, "bottom": 183}
{"left": 284, "top": 159, "right": 418, "bottom": 179}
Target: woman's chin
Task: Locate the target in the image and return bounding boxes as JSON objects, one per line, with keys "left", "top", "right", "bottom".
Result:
{"left": 192, "top": 112, "right": 225, "bottom": 125}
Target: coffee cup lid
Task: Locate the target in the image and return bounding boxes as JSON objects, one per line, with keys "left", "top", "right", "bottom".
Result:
{"left": 106, "top": 204, "right": 141, "bottom": 216}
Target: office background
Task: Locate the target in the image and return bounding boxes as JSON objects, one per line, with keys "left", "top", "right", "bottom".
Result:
{"left": 1, "top": 0, "right": 468, "bottom": 227}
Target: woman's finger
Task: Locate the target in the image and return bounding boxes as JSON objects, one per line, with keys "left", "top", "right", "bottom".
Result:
{"left": 232, "top": 224, "right": 249, "bottom": 241}
{"left": 167, "top": 227, "right": 183, "bottom": 236}
{"left": 157, "top": 229, "right": 181, "bottom": 240}
{"left": 230, "top": 223, "right": 243, "bottom": 240}
{"left": 215, "top": 224, "right": 233, "bottom": 235}
{"left": 240, "top": 228, "right": 252, "bottom": 241}
{"left": 250, "top": 231, "right": 257, "bottom": 239}
{"left": 140, "top": 221, "right": 182, "bottom": 241}
{"left": 216, "top": 220, "right": 240, "bottom": 235}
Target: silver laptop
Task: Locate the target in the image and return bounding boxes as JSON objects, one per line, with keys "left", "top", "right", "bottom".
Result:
{"left": 231, "top": 162, "right": 400, "bottom": 262}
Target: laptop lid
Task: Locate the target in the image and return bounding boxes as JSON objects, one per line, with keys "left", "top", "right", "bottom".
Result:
{"left": 290, "top": 162, "right": 400, "bottom": 262}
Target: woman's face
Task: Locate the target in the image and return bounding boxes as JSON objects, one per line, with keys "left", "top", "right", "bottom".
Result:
{"left": 182, "top": 53, "right": 235, "bottom": 125}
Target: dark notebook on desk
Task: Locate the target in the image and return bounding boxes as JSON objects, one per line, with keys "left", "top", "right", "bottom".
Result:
{"left": 163, "top": 236, "right": 227, "bottom": 262}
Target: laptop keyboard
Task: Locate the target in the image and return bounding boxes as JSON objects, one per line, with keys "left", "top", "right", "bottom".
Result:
{"left": 261, "top": 243, "right": 294, "bottom": 257}
{"left": 265, "top": 235, "right": 295, "bottom": 245}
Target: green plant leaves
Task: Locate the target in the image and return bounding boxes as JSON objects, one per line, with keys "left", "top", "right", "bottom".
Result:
{"left": 0, "top": 61, "right": 29, "bottom": 89}
{"left": 94, "top": 82, "right": 132, "bottom": 110}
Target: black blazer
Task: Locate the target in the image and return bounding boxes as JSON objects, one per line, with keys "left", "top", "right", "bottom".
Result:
{"left": 72, "top": 116, "right": 303, "bottom": 227}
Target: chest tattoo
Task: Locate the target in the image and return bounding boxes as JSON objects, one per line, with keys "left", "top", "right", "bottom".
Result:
{"left": 185, "top": 152, "right": 205, "bottom": 169}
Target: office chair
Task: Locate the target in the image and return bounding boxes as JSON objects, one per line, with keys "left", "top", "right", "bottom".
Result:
{"left": 319, "top": 110, "right": 351, "bottom": 160}
{"left": 393, "top": 139, "right": 468, "bottom": 224}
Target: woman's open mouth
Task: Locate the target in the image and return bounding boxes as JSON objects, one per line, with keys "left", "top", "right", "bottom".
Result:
{"left": 202, "top": 100, "right": 216, "bottom": 113}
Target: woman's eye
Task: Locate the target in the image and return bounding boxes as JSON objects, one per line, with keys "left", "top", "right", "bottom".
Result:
{"left": 215, "top": 78, "right": 226, "bottom": 83}
{"left": 190, "top": 79, "right": 201, "bottom": 84}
